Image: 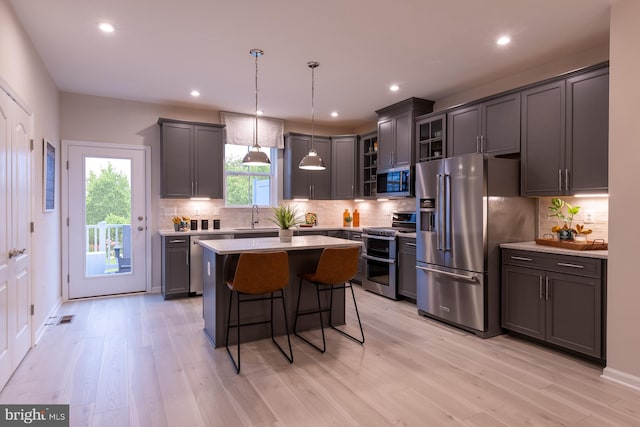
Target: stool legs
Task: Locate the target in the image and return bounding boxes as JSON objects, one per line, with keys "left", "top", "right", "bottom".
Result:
{"left": 225, "top": 288, "right": 294, "bottom": 374}
{"left": 294, "top": 279, "right": 365, "bottom": 353}
{"left": 294, "top": 278, "right": 327, "bottom": 353}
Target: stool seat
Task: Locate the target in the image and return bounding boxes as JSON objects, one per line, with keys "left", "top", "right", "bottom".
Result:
{"left": 225, "top": 251, "right": 293, "bottom": 373}
{"left": 294, "top": 246, "right": 364, "bottom": 353}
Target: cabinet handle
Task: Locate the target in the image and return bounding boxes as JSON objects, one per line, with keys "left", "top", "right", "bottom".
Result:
{"left": 309, "top": 185, "right": 312, "bottom": 198}
{"left": 186, "top": 251, "right": 189, "bottom": 266}
{"left": 558, "top": 169, "right": 563, "bottom": 191}
{"left": 565, "top": 169, "right": 570, "bottom": 192}
{"left": 405, "top": 242, "right": 416, "bottom": 247}
{"left": 545, "top": 277, "right": 549, "bottom": 300}
{"left": 192, "top": 181, "right": 194, "bottom": 195}
{"left": 539, "top": 276, "right": 543, "bottom": 299}
{"left": 169, "top": 239, "right": 186, "bottom": 243}
{"left": 481, "top": 135, "right": 486, "bottom": 153}
{"left": 195, "top": 181, "right": 198, "bottom": 195}
{"left": 510, "top": 255, "right": 533, "bottom": 262}
{"left": 476, "top": 136, "right": 480, "bottom": 153}
{"left": 557, "top": 262, "right": 584, "bottom": 269}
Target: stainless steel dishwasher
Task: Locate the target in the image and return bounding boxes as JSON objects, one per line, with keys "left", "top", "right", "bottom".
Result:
{"left": 190, "top": 234, "right": 233, "bottom": 295}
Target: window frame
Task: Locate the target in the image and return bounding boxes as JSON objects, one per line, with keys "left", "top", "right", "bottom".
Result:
{"left": 223, "top": 145, "right": 277, "bottom": 207}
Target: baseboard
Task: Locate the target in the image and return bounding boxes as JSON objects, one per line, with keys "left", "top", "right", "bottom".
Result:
{"left": 150, "top": 284, "right": 161, "bottom": 294}
{"left": 601, "top": 367, "right": 640, "bottom": 392}
{"left": 34, "top": 297, "right": 62, "bottom": 345}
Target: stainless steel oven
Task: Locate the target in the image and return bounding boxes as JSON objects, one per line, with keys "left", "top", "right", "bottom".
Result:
{"left": 362, "top": 211, "right": 416, "bottom": 300}
{"left": 362, "top": 232, "right": 397, "bottom": 299}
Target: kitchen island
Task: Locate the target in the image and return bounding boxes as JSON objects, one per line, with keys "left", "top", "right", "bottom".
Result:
{"left": 199, "top": 235, "right": 362, "bottom": 348}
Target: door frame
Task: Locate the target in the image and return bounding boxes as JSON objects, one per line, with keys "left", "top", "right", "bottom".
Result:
{"left": 61, "top": 140, "right": 151, "bottom": 301}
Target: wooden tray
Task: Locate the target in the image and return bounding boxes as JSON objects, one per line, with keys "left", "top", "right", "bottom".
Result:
{"left": 535, "top": 238, "right": 608, "bottom": 251}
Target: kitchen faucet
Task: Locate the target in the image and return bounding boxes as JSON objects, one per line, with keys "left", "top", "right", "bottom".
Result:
{"left": 251, "top": 205, "right": 259, "bottom": 229}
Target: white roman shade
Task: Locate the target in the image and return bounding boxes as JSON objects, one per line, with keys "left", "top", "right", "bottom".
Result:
{"left": 220, "top": 111, "right": 284, "bottom": 149}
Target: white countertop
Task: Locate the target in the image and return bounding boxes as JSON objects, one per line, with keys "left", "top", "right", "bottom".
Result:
{"left": 158, "top": 226, "right": 363, "bottom": 237}
{"left": 199, "top": 235, "right": 362, "bottom": 255}
{"left": 500, "top": 241, "right": 608, "bottom": 259}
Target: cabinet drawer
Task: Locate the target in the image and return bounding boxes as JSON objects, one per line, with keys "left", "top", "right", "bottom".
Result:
{"left": 398, "top": 237, "right": 416, "bottom": 253}
{"left": 165, "top": 237, "right": 189, "bottom": 247}
{"left": 502, "top": 249, "right": 601, "bottom": 279}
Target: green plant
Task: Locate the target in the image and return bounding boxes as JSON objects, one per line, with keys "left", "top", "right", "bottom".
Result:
{"left": 270, "top": 204, "right": 302, "bottom": 229}
{"left": 549, "top": 197, "right": 580, "bottom": 230}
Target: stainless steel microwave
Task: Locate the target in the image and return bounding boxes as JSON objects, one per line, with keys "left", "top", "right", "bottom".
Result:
{"left": 376, "top": 167, "right": 413, "bottom": 197}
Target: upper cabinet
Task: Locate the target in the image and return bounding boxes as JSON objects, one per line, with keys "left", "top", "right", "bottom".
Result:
{"left": 416, "top": 113, "right": 446, "bottom": 163}
{"left": 359, "top": 131, "right": 378, "bottom": 198}
{"left": 284, "top": 133, "right": 332, "bottom": 200}
{"left": 521, "top": 67, "right": 609, "bottom": 196}
{"left": 331, "top": 135, "right": 359, "bottom": 200}
{"left": 447, "top": 93, "right": 521, "bottom": 157}
{"left": 376, "top": 98, "right": 434, "bottom": 170}
{"left": 158, "top": 118, "right": 224, "bottom": 199}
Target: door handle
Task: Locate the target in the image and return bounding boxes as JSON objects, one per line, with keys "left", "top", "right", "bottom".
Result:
{"left": 416, "top": 265, "right": 478, "bottom": 283}
{"left": 138, "top": 226, "right": 144, "bottom": 231}
{"left": 138, "top": 216, "right": 144, "bottom": 221}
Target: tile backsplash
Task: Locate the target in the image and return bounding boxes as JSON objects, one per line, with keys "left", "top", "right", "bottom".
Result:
{"left": 158, "top": 196, "right": 609, "bottom": 242}
{"left": 537, "top": 196, "right": 608, "bottom": 241}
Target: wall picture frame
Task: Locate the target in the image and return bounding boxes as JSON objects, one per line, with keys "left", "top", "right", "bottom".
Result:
{"left": 43, "top": 138, "right": 56, "bottom": 212}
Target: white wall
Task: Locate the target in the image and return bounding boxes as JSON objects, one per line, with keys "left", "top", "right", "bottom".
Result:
{"left": 603, "top": 0, "right": 640, "bottom": 389}
{"left": 0, "top": 0, "right": 61, "bottom": 341}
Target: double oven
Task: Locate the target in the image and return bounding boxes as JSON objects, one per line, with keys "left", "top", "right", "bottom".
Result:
{"left": 362, "top": 212, "right": 416, "bottom": 300}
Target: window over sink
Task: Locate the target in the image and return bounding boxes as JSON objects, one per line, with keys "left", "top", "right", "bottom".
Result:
{"left": 224, "top": 144, "right": 276, "bottom": 207}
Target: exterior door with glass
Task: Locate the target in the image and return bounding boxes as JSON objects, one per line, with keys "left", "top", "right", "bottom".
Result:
{"left": 64, "top": 142, "right": 148, "bottom": 299}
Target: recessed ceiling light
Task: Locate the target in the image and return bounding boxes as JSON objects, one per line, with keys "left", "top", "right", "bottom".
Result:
{"left": 99, "top": 22, "right": 115, "bottom": 33}
{"left": 256, "top": 110, "right": 264, "bottom": 116}
{"left": 497, "top": 35, "right": 511, "bottom": 46}
{"left": 190, "top": 90, "right": 200, "bottom": 97}
{"left": 331, "top": 111, "right": 339, "bottom": 117}
{"left": 390, "top": 84, "right": 400, "bottom": 92}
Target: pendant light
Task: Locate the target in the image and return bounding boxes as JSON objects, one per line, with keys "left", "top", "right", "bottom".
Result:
{"left": 242, "top": 49, "right": 271, "bottom": 166}
{"left": 299, "top": 61, "right": 326, "bottom": 170}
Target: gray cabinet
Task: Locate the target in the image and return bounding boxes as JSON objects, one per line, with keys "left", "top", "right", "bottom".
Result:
{"left": 331, "top": 135, "right": 358, "bottom": 200}
{"left": 397, "top": 237, "right": 416, "bottom": 300}
{"left": 447, "top": 93, "right": 520, "bottom": 157}
{"left": 416, "top": 113, "right": 446, "bottom": 162}
{"left": 359, "top": 131, "right": 378, "bottom": 198}
{"left": 376, "top": 98, "right": 434, "bottom": 170}
{"left": 161, "top": 236, "right": 190, "bottom": 299}
{"left": 521, "top": 66, "right": 609, "bottom": 196}
{"left": 158, "top": 118, "right": 224, "bottom": 199}
{"left": 502, "top": 249, "right": 604, "bottom": 359}
{"left": 284, "top": 133, "right": 331, "bottom": 200}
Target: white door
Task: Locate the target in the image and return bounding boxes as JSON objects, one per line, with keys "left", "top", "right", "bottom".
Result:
{"left": 0, "top": 90, "right": 32, "bottom": 390}
{"left": 65, "top": 143, "right": 148, "bottom": 299}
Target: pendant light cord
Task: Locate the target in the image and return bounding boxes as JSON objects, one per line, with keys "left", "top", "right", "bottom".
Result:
{"left": 254, "top": 51, "right": 259, "bottom": 149}
{"left": 311, "top": 64, "right": 315, "bottom": 150}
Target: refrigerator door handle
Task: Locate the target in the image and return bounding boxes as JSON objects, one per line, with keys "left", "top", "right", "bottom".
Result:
{"left": 444, "top": 173, "right": 452, "bottom": 251}
{"left": 416, "top": 265, "right": 479, "bottom": 283}
{"left": 436, "top": 173, "right": 443, "bottom": 251}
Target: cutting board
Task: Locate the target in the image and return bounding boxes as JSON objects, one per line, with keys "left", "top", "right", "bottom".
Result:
{"left": 535, "top": 238, "right": 608, "bottom": 251}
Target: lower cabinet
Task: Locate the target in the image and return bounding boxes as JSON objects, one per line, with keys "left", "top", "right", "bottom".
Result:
{"left": 398, "top": 237, "right": 417, "bottom": 300}
{"left": 161, "top": 236, "right": 190, "bottom": 299}
{"left": 502, "top": 249, "right": 604, "bottom": 359}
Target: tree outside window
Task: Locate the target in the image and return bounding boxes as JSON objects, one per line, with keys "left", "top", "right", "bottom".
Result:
{"left": 225, "top": 145, "right": 274, "bottom": 206}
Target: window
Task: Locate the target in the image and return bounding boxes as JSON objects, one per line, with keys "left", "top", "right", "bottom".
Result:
{"left": 225, "top": 144, "right": 275, "bottom": 206}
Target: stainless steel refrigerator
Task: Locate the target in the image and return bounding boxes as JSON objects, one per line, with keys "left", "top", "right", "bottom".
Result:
{"left": 415, "top": 153, "right": 534, "bottom": 337}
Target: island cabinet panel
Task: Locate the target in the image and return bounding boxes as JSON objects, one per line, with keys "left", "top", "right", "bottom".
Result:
{"left": 284, "top": 133, "right": 331, "bottom": 200}
{"left": 447, "top": 93, "right": 520, "bottom": 157}
{"left": 159, "top": 118, "right": 224, "bottom": 198}
{"left": 331, "top": 135, "right": 358, "bottom": 200}
{"left": 521, "top": 66, "right": 609, "bottom": 196}
{"left": 501, "top": 248, "right": 605, "bottom": 359}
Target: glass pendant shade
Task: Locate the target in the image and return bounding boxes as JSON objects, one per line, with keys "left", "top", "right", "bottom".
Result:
{"left": 299, "top": 61, "right": 326, "bottom": 171}
{"left": 242, "top": 49, "right": 270, "bottom": 166}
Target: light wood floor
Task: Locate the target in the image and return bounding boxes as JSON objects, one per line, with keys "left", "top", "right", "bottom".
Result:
{"left": 2, "top": 286, "right": 640, "bottom": 427}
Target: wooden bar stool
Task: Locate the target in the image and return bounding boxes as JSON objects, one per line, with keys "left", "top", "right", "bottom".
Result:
{"left": 293, "top": 246, "right": 365, "bottom": 353}
{"left": 225, "top": 251, "right": 293, "bottom": 374}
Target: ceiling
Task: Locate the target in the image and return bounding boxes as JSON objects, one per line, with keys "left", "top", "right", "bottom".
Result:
{"left": 10, "top": 0, "right": 615, "bottom": 130}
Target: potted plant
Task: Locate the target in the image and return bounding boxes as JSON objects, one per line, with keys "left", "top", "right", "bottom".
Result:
{"left": 548, "top": 198, "right": 580, "bottom": 240}
{"left": 270, "top": 204, "right": 301, "bottom": 242}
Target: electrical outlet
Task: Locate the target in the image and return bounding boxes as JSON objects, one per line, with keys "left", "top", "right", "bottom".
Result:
{"left": 584, "top": 210, "right": 594, "bottom": 224}
{"left": 163, "top": 207, "right": 176, "bottom": 216}
{"left": 193, "top": 209, "right": 200, "bottom": 216}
